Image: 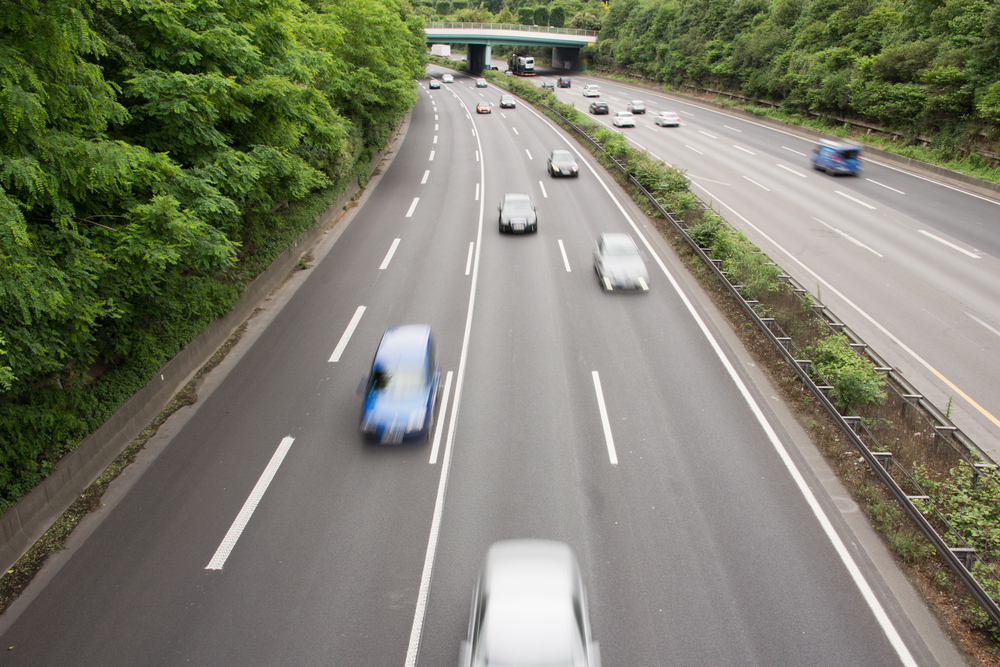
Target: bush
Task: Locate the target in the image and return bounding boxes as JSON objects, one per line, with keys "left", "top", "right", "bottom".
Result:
{"left": 806, "top": 333, "right": 887, "bottom": 410}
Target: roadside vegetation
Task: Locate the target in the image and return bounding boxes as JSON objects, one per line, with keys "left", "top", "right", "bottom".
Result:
{"left": 486, "top": 68, "right": 1000, "bottom": 662}
{"left": 0, "top": 0, "right": 426, "bottom": 510}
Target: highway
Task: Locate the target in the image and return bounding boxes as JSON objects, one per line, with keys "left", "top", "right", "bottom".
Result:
{"left": 0, "top": 65, "right": 967, "bottom": 666}
{"left": 528, "top": 66, "right": 1000, "bottom": 466}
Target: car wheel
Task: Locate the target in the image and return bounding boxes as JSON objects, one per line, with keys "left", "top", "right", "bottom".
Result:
{"left": 499, "top": 221, "right": 504, "bottom": 233}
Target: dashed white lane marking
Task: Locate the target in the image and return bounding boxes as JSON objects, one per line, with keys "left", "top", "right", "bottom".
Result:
{"left": 328, "top": 305, "right": 366, "bottom": 363}
{"left": 919, "top": 230, "right": 980, "bottom": 258}
{"left": 867, "top": 178, "right": 905, "bottom": 194}
{"left": 539, "top": 181, "right": 547, "bottom": 198}
{"left": 592, "top": 371, "right": 618, "bottom": 465}
{"left": 699, "top": 130, "right": 717, "bottom": 139}
{"left": 686, "top": 145, "right": 703, "bottom": 155}
{"left": 406, "top": 197, "right": 419, "bottom": 218}
{"left": 777, "top": 164, "right": 807, "bottom": 178}
{"left": 734, "top": 145, "right": 755, "bottom": 155}
{"left": 429, "top": 150, "right": 435, "bottom": 161}
{"left": 513, "top": 127, "right": 519, "bottom": 135}
{"left": 558, "top": 240, "right": 571, "bottom": 272}
{"left": 379, "top": 238, "right": 401, "bottom": 270}
{"left": 813, "top": 217, "right": 883, "bottom": 257}
{"left": 465, "top": 242, "right": 474, "bottom": 275}
{"left": 525, "top": 149, "right": 533, "bottom": 160}
{"left": 724, "top": 125, "right": 742, "bottom": 132}
{"left": 421, "top": 170, "right": 429, "bottom": 184}
{"left": 205, "top": 436, "right": 295, "bottom": 570}
{"left": 835, "top": 190, "right": 876, "bottom": 209}
{"left": 475, "top": 183, "right": 480, "bottom": 201}
{"left": 433, "top": 135, "right": 438, "bottom": 144}
{"left": 783, "top": 146, "right": 806, "bottom": 156}
{"left": 743, "top": 176, "right": 770, "bottom": 191}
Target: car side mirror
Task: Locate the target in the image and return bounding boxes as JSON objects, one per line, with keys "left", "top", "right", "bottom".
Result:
{"left": 357, "top": 374, "right": 369, "bottom": 396}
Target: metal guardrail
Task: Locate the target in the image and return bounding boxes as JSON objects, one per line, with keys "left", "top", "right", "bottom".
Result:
{"left": 425, "top": 22, "right": 597, "bottom": 38}
{"left": 523, "top": 92, "right": 1000, "bottom": 626}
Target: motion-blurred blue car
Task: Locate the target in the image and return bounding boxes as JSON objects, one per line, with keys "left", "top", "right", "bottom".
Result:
{"left": 811, "top": 140, "right": 863, "bottom": 175}
{"left": 360, "top": 325, "right": 439, "bottom": 444}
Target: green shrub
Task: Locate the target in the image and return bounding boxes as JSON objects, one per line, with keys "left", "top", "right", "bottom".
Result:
{"left": 806, "top": 333, "right": 887, "bottom": 410}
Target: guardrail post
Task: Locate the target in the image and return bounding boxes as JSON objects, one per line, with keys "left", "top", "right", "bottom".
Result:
{"left": 872, "top": 451, "right": 893, "bottom": 471}
{"left": 843, "top": 416, "right": 862, "bottom": 433}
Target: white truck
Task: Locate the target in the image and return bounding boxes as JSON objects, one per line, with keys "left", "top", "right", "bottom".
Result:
{"left": 430, "top": 44, "right": 451, "bottom": 58}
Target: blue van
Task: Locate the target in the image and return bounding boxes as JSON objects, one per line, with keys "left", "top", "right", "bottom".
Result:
{"left": 360, "top": 325, "right": 440, "bottom": 444}
{"left": 811, "top": 140, "right": 863, "bottom": 175}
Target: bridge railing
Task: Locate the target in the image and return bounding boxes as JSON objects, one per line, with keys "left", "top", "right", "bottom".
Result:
{"left": 424, "top": 22, "right": 597, "bottom": 38}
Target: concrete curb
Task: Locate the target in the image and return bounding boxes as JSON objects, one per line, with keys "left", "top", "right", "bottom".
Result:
{"left": 0, "top": 118, "right": 408, "bottom": 575}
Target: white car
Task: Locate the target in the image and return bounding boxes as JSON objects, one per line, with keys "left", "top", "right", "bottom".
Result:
{"left": 654, "top": 111, "right": 680, "bottom": 127}
{"left": 582, "top": 85, "right": 600, "bottom": 97}
{"left": 442, "top": 74, "right": 454, "bottom": 83}
{"left": 626, "top": 100, "right": 646, "bottom": 114}
{"left": 612, "top": 111, "right": 635, "bottom": 127}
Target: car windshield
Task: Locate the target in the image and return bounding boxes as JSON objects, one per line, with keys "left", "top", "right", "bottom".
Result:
{"left": 504, "top": 197, "right": 532, "bottom": 213}
{"left": 551, "top": 151, "right": 573, "bottom": 161}
{"left": 603, "top": 238, "right": 639, "bottom": 257}
{"left": 370, "top": 366, "right": 427, "bottom": 397}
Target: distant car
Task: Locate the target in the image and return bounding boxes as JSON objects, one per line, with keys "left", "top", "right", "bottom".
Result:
{"left": 491, "top": 66, "right": 499, "bottom": 71}
{"left": 811, "top": 139, "right": 863, "bottom": 175}
{"left": 504, "top": 69, "right": 513, "bottom": 76}
{"left": 458, "top": 540, "right": 601, "bottom": 667}
{"left": 442, "top": 74, "right": 454, "bottom": 83}
{"left": 360, "top": 324, "right": 440, "bottom": 444}
{"left": 547, "top": 149, "right": 579, "bottom": 177}
{"left": 429, "top": 79, "right": 440, "bottom": 89}
{"left": 626, "top": 100, "right": 646, "bottom": 114}
{"left": 499, "top": 94, "right": 516, "bottom": 109}
{"left": 498, "top": 193, "right": 537, "bottom": 233}
{"left": 476, "top": 101, "right": 492, "bottom": 114}
{"left": 654, "top": 111, "right": 680, "bottom": 127}
{"left": 594, "top": 233, "right": 649, "bottom": 292}
{"left": 582, "top": 84, "right": 600, "bottom": 97}
{"left": 541, "top": 81, "right": 555, "bottom": 91}
{"left": 588, "top": 101, "right": 609, "bottom": 115}
{"left": 612, "top": 111, "right": 635, "bottom": 127}
{"left": 476, "top": 78, "right": 488, "bottom": 88}
{"left": 558, "top": 76, "right": 572, "bottom": 88}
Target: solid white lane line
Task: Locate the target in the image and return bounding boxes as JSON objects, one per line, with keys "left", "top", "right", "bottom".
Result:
{"left": 743, "top": 176, "right": 770, "bottom": 191}
{"left": 777, "top": 164, "right": 807, "bottom": 178}
{"left": 428, "top": 371, "right": 454, "bottom": 464}
{"left": 558, "top": 239, "right": 571, "bottom": 272}
{"left": 406, "top": 197, "right": 419, "bottom": 218}
{"left": 421, "top": 170, "right": 429, "bottom": 184}
{"left": 783, "top": 146, "right": 807, "bottom": 156}
{"left": 686, "top": 145, "right": 703, "bottom": 155}
{"left": 465, "top": 242, "right": 474, "bottom": 275}
{"left": 513, "top": 127, "right": 519, "bottom": 135}
{"left": 539, "top": 181, "right": 547, "bottom": 198}
{"left": 429, "top": 150, "right": 435, "bottom": 161}
{"left": 813, "top": 217, "right": 883, "bottom": 257}
{"left": 867, "top": 178, "right": 905, "bottom": 194}
{"left": 328, "top": 305, "right": 366, "bottom": 362}
{"left": 919, "top": 230, "right": 980, "bottom": 258}
{"left": 379, "top": 238, "right": 401, "bottom": 270}
{"left": 405, "top": 92, "right": 487, "bottom": 667}
{"left": 525, "top": 149, "right": 533, "bottom": 160}
{"left": 475, "top": 183, "right": 480, "bottom": 201}
{"left": 699, "top": 130, "right": 717, "bottom": 138}
{"left": 206, "top": 436, "right": 295, "bottom": 570}
{"left": 592, "top": 372, "right": 618, "bottom": 465}
{"left": 835, "top": 190, "right": 876, "bottom": 209}
{"left": 734, "top": 145, "right": 756, "bottom": 155}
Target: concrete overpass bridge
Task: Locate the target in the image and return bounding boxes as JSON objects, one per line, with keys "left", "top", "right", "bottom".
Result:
{"left": 424, "top": 22, "right": 597, "bottom": 74}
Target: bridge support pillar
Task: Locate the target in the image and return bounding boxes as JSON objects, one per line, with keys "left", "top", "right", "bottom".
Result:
{"left": 552, "top": 46, "right": 580, "bottom": 71}
{"left": 467, "top": 44, "right": 487, "bottom": 75}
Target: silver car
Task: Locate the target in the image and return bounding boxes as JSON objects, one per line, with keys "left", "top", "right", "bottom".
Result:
{"left": 594, "top": 233, "right": 649, "bottom": 291}
{"left": 655, "top": 111, "right": 680, "bottom": 127}
{"left": 459, "top": 540, "right": 601, "bottom": 667}
{"left": 498, "top": 193, "right": 537, "bottom": 233}
{"left": 612, "top": 111, "right": 635, "bottom": 127}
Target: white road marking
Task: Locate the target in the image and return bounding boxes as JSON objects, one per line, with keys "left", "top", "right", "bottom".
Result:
{"left": 592, "top": 372, "right": 618, "bottom": 465}
{"left": 918, "top": 230, "right": 980, "bottom": 258}
{"left": 205, "top": 436, "right": 295, "bottom": 570}
{"left": 379, "top": 238, "right": 401, "bottom": 269}
{"left": 813, "top": 217, "right": 883, "bottom": 257}
{"left": 429, "top": 150, "right": 435, "bottom": 161}
{"left": 513, "top": 127, "right": 519, "bottom": 135}
{"left": 428, "top": 371, "right": 454, "bottom": 464}
{"left": 835, "top": 190, "right": 876, "bottom": 209}
{"left": 967, "top": 312, "right": 1000, "bottom": 338}
{"left": 724, "top": 125, "right": 742, "bottom": 132}
{"left": 734, "top": 145, "right": 756, "bottom": 155}
{"left": 867, "top": 178, "right": 905, "bottom": 194}
{"left": 421, "top": 170, "right": 429, "bottom": 184}
{"left": 558, "top": 240, "right": 571, "bottom": 272}
{"left": 525, "top": 149, "right": 532, "bottom": 160}
{"left": 465, "top": 242, "right": 474, "bottom": 275}
{"left": 539, "top": 181, "right": 547, "bottom": 198}
{"left": 743, "top": 176, "right": 770, "bottom": 191}
{"left": 699, "top": 130, "right": 717, "bottom": 139}
{"left": 435, "top": 124, "right": 438, "bottom": 131}
{"left": 500, "top": 112, "right": 507, "bottom": 118}
{"left": 476, "top": 150, "right": 479, "bottom": 162}
{"left": 686, "top": 145, "right": 703, "bottom": 155}
{"left": 434, "top": 114, "right": 438, "bottom": 120}
{"left": 777, "top": 164, "right": 807, "bottom": 178}
{"left": 783, "top": 146, "right": 806, "bottom": 156}
{"left": 405, "top": 197, "right": 419, "bottom": 218}
{"left": 328, "top": 306, "right": 366, "bottom": 362}
{"left": 475, "top": 182, "right": 480, "bottom": 201}
{"left": 433, "top": 135, "right": 438, "bottom": 144}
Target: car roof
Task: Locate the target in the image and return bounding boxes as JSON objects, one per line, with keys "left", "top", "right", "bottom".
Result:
{"left": 616, "top": 111, "right": 633, "bottom": 115}
{"left": 483, "top": 540, "right": 578, "bottom": 599}
{"left": 503, "top": 193, "right": 532, "bottom": 205}
{"left": 601, "top": 232, "right": 637, "bottom": 249}
{"left": 631, "top": 100, "right": 644, "bottom": 103}
{"left": 374, "top": 324, "right": 432, "bottom": 368}
{"left": 551, "top": 149, "right": 573, "bottom": 157}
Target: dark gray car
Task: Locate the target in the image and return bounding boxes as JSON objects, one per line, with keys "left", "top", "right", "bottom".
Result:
{"left": 458, "top": 540, "right": 601, "bottom": 667}
{"left": 594, "top": 232, "right": 649, "bottom": 291}
{"left": 498, "top": 193, "right": 537, "bottom": 233}
{"left": 547, "top": 149, "right": 579, "bottom": 177}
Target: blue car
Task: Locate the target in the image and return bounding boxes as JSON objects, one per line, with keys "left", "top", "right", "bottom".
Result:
{"left": 360, "top": 325, "right": 440, "bottom": 444}
{"left": 811, "top": 140, "right": 863, "bottom": 175}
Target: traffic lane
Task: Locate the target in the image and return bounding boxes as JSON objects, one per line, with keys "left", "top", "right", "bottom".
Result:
{"left": 0, "top": 91, "right": 482, "bottom": 665}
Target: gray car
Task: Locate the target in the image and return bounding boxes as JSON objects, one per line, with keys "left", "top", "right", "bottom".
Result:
{"left": 547, "top": 149, "right": 579, "bottom": 177}
{"left": 499, "top": 94, "right": 516, "bottom": 108}
{"left": 594, "top": 232, "right": 649, "bottom": 291}
{"left": 498, "top": 193, "right": 537, "bottom": 233}
{"left": 459, "top": 540, "right": 601, "bottom": 667}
